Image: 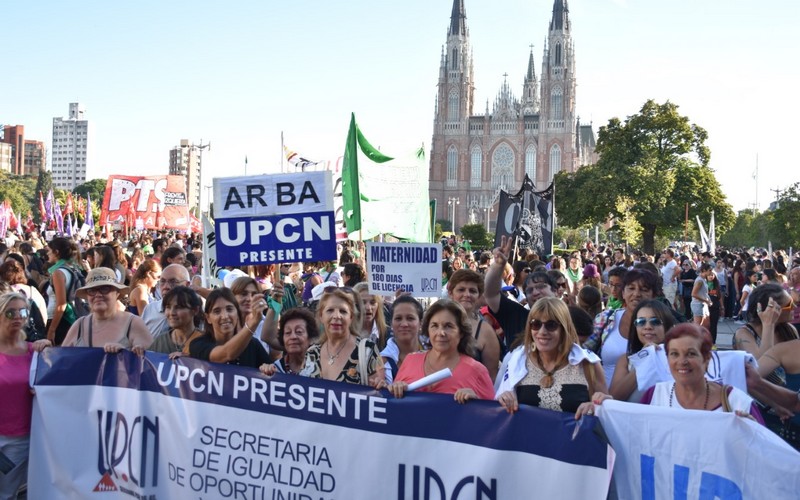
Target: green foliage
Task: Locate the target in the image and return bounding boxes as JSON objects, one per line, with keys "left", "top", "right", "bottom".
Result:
{"left": 436, "top": 218, "right": 452, "bottom": 232}
{"left": 769, "top": 183, "right": 800, "bottom": 247}
{"left": 34, "top": 170, "right": 53, "bottom": 222}
{"left": 459, "top": 223, "right": 492, "bottom": 249}
{"left": 434, "top": 223, "right": 443, "bottom": 241}
{"left": 74, "top": 178, "right": 107, "bottom": 203}
{"left": 556, "top": 99, "right": 734, "bottom": 254}
{"left": 0, "top": 171, "right": 36, "bottom": 218}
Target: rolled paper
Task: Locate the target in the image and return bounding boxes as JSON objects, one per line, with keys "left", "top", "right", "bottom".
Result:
{"left": 407, "top": 368, "right": 453, "bottom": 391}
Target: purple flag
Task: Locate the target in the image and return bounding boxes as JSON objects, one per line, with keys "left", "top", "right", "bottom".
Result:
{"left": 54, "top": 198, "right": 64, "bottom": 234}
{"left": 65, "top": 213, "right": 72, "bottom": 236}
{"left": 45, "top": 190, "right": 55, "bottom": 223}
{"left": 86, "top": 193, "right": 95, "bottom": 229}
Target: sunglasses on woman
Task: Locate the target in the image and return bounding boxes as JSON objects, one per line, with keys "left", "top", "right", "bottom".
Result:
{"left": 634, "top": 317, "right": 663, "bottom": 328}
{"left": 530, "top": 319, "right": 560, "bottom": 331}
{"left": 4, "top": 308, "right": 29, "bottom": 319}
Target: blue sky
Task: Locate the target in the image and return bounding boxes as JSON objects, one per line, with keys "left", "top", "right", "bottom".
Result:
{"left": 2, "top": 0, "right": 799, "bottom": 213}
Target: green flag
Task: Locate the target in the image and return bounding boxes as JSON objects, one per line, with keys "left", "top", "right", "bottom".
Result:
{"left": 342, "top": 113, "right": 393, "bottom": 233}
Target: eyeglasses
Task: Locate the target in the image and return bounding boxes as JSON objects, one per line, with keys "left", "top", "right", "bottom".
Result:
{"left": 323, "top": 286, "right": 354, "bottom": 294}
{"left": 781, "top": 300, "right": 795, "bottom": 312}
{"left": 634, "top": 317, "right": 663, "bottom": 328}
{"left": 4, "top": 308, "right": 29, "bottom": 320}
{"left": 527, "top": 283, "right": 551, "bottom": 292}
{"left": 557, "top": 281, "right": 568, "bottom": 289}
{"left": 280, "top": 264, "right": 291, "bottom": 269}
{"left": 86, "top": 286, "right": 117, "bottom": 296}
{"left": 158, "top": 278, "right": 185, "bottom": 287}
{"left": 530, "top": 319, "right": 560, "bottom": 331}
{"left": 522, "top": 268, "right": 532, "bottom": 273}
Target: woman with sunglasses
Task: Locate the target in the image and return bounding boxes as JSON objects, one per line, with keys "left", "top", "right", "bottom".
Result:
{"left": 609, "top": 300, "right": 676, "bottom": 401}
{"left": 0, "top": 292, "right": 51, "bottom": 499}
{"left": 61, "top": 268, "right": 153, "bottom": 353}
{"left": 496, "top": 297, "right": 606, "bottom": 416}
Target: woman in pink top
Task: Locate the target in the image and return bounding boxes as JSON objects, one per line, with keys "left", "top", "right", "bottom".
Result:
{"left": 0, "top": 292, "right": 51, "bottom": 498}
{"left": 385, "top": 300, "right": 494, "bottom": 403}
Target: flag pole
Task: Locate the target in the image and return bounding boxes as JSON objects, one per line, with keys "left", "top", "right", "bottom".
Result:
{"left": 281, "top": 131, "right": 285, "bottom": 173}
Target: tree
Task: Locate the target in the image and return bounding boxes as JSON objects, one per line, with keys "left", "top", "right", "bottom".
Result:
{"left": 771, "top": 182, "right": 800, "bottom": 247}
{"left": 459, "top": 223, "right": 492, "bottom": 249}
{"left": 34, "top": 169, "right": 53, "bottom": 222}
{"left": 74, "top": 178, "right": 107, "bottom": 204}
{"left": 555, "top": 100, "right": 734, "bottom": 254}
{"left": 0, "top": 172, "right": 37, "bottom": 220}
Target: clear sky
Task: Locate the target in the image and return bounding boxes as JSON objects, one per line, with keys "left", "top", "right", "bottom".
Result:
{"left": 2, "top": 0, "right": 799, "bottom": 214}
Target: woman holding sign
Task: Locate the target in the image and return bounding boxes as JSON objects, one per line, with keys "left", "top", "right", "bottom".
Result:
{"left": 385, "top": 300, "right": 494, "bottom": 403}
{"left": 636, "top": 324, "right": 763, "bottom": 420}
{"left": 188, "top": 288, "right": 271, "bottom": 368}
{"left": 300, "top": 288, "right": 384, "bottom": 387}
{"left": 0, "top": 292, "right": 51, "bottom": 499}
{"left": 447, "top": 269, "right": 501, "bottom": 381}
{"left": 496, "top": 297, "right": 606, "bottom": 416}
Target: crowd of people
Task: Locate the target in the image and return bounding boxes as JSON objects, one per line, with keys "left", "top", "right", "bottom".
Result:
{"left": 1, "top": 229, "right": 800, "bottom": 497}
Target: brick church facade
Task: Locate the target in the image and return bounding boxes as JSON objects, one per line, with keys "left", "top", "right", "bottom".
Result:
{"left": 429, "top": 0, "right": 597, "bottom": 231}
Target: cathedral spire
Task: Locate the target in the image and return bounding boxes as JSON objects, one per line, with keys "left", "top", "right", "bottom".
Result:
{"left": 526, "top": 45, "right": 536, "bottom": 81}
{"left": 449, "top": 0, "right": 467, "bottom": 36}
{"left": 549, "top": 0, "right": 570, "bottom": 32}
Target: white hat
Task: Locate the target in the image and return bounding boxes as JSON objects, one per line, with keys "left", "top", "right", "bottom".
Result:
{"left": 223, "top": 269, "right": 247, "bottom": 288}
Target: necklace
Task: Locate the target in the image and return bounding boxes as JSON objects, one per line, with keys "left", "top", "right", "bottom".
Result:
{"left": 534, "top": 350, "right": 560, "bottom": 389}
{"left": 669, "top": 380, "right": 709, "bottom": 410}
{"left": 325, "top": 339, "right": 349, "bottom": 365}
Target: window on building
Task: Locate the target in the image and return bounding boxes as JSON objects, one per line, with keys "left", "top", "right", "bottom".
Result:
{"left": 549, "top": 144, "right": 561, "bottom": 179}
{"left": 525, "top": 145, "right": 537, "bottom": 181}
{"left": 448, "top": 91, "right": 459, "bottom": 122}
{"left": 491, "top": 143, "right": 515, "bottom": 191}
{"left": 470, "top": 146, "right": 482, "bottom": 187}
{"left": 447, "top": 146, "right": 458, "bottom": 187}
{"left": 555, "top": 42, "right": 562, "bottom": 66}
{"left": 551, "top": 87, "right": 563, "bottom": 121}
{"left": 451, "top": 48, "right": 458, "bottom": 70}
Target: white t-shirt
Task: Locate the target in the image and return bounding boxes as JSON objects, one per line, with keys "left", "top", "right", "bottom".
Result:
{"left": 741, "top": 284, "right": 754, "bottom": 312}
{"left": 662, "top": 259, "right": 678, "bottom": 287}
{"left": 601, "top": 309, "right": 629, "bottom": 385}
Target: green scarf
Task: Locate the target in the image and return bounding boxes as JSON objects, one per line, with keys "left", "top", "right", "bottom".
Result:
{"left": 47, "top": 259, "right": 68, "bottom": 274}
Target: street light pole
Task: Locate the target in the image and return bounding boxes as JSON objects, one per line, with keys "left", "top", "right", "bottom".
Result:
{"left": 485, "top": 205, "right": 493, "bottom": 231}
{"left": 448, "top": 197, "right": 460, "bottom": 234}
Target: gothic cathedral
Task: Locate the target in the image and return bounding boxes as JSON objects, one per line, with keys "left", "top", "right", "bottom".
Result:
{"left": 429, "top": 0, "right": 597, "bottom": 231}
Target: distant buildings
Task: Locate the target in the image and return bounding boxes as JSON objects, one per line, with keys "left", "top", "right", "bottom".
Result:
{"left": 169, "top": 140, "right": 202, "bottom": 212}
{"left": 51, "top": 103, "right": 89, "bottom": 190}
{"left": 1, "top": 124, "right": 47, "bottom": 177}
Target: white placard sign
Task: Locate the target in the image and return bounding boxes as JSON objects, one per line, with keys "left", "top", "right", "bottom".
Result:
{"left": 366, "top": 242, "right": 441, "bottom": 297}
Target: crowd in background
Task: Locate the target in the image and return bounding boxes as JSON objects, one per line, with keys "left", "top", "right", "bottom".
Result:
{"left": 2, "top": 227, "right": 800, "bottom": 498}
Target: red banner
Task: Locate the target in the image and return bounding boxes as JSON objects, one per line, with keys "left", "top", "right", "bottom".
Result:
{"left": 99, "top": 175, "right": 189, "bottom": 230}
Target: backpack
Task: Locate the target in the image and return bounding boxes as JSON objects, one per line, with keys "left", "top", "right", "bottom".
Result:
{"left": 17, "top": 286, "right": 47, "bottom": 342}
{"left": 63, "top": 266, "right": 91, "bottom": 321}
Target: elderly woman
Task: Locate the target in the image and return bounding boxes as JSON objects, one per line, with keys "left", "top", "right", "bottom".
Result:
{"left": 584, "top": 268, "right": 661, "bottom": 384}
{"left": 609, "top": 299, "right": 676, "bottom": 401}
{"left": 381, "top": 295, "right": 425, "bottom": 383}
{"left": 446, "top": 269, "right": 501, "bottom": 380}
{"left": 386, "top": 300, "right": 494, "bottom": 403}
{"left": 260, "top": 308, "right": 320, "bottom": 376}
{"left": 148, "top": 286, "right": 203, "bottom": 356}
{"left": 496, "top": 297, "right": 606, "bottom": 416}
{"left": 301, "top": 288, "right": 383, "bottom": 386}
{"left": 189, "top": 288, "right": 270, "bottom": 368}
{"left": 127, "top": 260, "right": 161, "bottom": 315}
{"left": 0, "top": 292, "right": 51, "bottom": 499}
{"left": 354, "top": 282, "right": 390, "bottom": 350}
{"left": 637, "top": 324, "right": 763, "bottom": 420}
{"left": 61, "top": 268, "right": 153, "bottom": 353}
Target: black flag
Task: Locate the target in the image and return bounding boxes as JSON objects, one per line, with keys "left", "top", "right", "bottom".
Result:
{"left": 492, "top": 175, "right": 554, "bottom": 257}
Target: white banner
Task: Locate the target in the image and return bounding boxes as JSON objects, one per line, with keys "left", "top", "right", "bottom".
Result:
{"left": 29, "top": 348, "right": 612, "bottom": 499}
{"left": 366, "top": 242, "right": 441, "bottom": 297}
{"left": 597, "top": 400, "right": 800, "bottom": 499}
{"left": 213, "top": 171, "right": 333, "bottom": 219}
